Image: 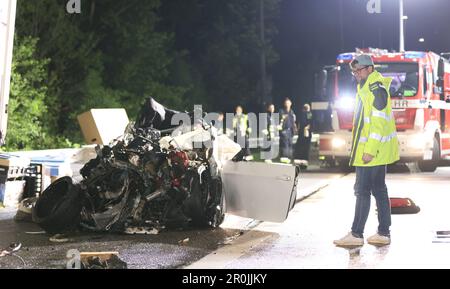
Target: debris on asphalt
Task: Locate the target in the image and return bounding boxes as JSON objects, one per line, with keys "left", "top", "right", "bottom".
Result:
{"left": 219, "top": 231, "right": 245, "bottom": 245}
{"left": 390, "top": 197, "right": 420, "bottom": 214}
{"left": 49, "top": 234, "right": 72, "bottom": 243}
{"left": 124, "top": 226, "right": 159, "bottom": 235}
{"left": 178, "top": 238, "right": 190, "bottom": 245}
{"left": 220, "top": 237, "right": 235, "bottom": 245}
{"left": 0, "top": 243, "right": 26, "bottom": 267}
{"left": 0, "top": 242, "right": 22, "bottom": 257}
{"left": 80, "top": 251, "right": 127, "bottom": 269}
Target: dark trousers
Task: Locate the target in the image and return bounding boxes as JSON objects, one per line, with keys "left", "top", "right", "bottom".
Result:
{"left": 234, "top": 135, "right": 251, "bottom": 156}
{"left": 279, "top": 131, "right": 293, "bottom": 159}
{"left": 351, "top": 165, "right": 391, "bottom": 238}
{"left": 294, "top": 136, "right": 312, "bottom": 160}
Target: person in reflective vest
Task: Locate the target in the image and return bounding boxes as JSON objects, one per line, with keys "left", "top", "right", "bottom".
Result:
{"left": 261, "top": 103, "right": 278, "bottom": 162}
{"left": 334, "top": 54, "right": 399, "bottom": 247}
{"left": 232, "top": 105, "right": 252, "bottom": 159}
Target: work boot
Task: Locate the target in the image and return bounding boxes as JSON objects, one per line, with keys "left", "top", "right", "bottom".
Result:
{"left": 333, "top": 232, "right": 364, "bottom": 247}
{"left": 367, "top": 233, "right": 391, "bottom": 246}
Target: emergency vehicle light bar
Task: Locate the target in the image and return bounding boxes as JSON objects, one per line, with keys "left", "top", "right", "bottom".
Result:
{"left": 337, "top": 53, "right": 354, "bottom": 61}
{"left": 404, "top": 51, "right": 426, "bottom": 59}
{"left": 356, "top": 48, "right": 389, "bottom": 55}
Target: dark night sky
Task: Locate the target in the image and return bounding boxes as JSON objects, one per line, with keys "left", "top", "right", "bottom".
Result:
{"left": 272, "top": 0, "right": 450, "bottom": 108}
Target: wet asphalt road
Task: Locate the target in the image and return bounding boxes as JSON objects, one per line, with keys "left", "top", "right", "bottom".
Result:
{"left": 0, "top": 208, "right": 255, "bottom": 269}
{"left": 187, "top": 164, "right": 450, "bottom": 269}
{"left": 0, "top": 165, "right": 343, "bottom": 269}
{"left": 4, "top": 163, "right": 450, "bottom": 269}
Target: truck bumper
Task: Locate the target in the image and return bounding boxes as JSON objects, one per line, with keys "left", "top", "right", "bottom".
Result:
{"left": 319, "top": 131, "right": 432, "bottom": 162}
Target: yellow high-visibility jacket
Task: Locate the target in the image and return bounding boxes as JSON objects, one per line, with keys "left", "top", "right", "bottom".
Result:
{"left": 232, "top": 114, "right": 251, "bottom": 137}
{"left": 350, "top": 70, "right": 400, "bottom": 167}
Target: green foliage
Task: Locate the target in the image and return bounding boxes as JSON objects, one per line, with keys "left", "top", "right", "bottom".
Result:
{"left": 160, "top": 0, "right": 280, "bottom": 111}
{"left": 6, "top": 37, "right": 49, "bottom": 150}
{"left": 5, "top": 35, "right": 84, "bottom": 150}
{"left": 7, "top": 0, "right": 281, "bottom": 150}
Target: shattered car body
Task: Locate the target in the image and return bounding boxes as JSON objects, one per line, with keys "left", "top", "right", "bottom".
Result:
{"left": 32, "top": 98, "right": 300, "bottom": 234}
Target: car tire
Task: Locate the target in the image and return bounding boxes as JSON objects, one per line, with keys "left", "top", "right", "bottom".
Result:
{"left": 182, "top": 170, "right": 208, "bottom": 227}
{"left": 207, "top": 177, "right": 225, "bottom": 228}
{"left": 32, "top": 177, "right": 83, "bottom": 234}
{"left": 182, "top": 170, "right": 226, "bottom": 228}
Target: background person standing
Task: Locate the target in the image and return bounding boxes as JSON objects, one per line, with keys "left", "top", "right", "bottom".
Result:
{"left": 232, "top": 105, "right": 252, "bottom": 160}
{"left": 278, "top": 98, "right": 297, "bottom": 164}
{"left": 215, "top": 112, "right": 225, "bottom": 135}
{"left": 294, "top": 103, "right": 313, "bottom": 169}
{"left": 261, "top": 103, "right": 277, "bottom": 162}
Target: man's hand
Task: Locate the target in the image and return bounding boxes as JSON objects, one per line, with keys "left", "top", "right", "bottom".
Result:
{"left": 362, "top": 153, "right": 374, "bottom": 164}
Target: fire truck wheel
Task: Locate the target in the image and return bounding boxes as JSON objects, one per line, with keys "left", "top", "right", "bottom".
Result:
{"left": 417, "top": 137, "right": 439, "bottom": 173}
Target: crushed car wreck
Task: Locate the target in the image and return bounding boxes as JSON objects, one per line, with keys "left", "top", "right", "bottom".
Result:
{"left": 32, "top": 98, "right": 300, "bottom": 234}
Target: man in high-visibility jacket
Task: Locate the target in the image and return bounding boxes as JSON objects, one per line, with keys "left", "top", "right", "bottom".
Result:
{"left": 232, "top": 105, "right": 252, "bottom": 159}
{"left": 334, "top": 54, "right": 399, "bottom": 247}
{"left": 261, "top": 103, "right": 278, "bottom": 162}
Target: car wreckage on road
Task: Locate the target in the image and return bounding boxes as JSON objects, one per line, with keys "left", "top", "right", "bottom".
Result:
{"left": 31, "top": 98, "right": 300, "bottom": 234}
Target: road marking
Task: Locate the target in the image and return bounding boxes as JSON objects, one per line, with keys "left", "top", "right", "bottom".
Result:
{"left": 184, "top": 230, "right": 274, "bottom": 269}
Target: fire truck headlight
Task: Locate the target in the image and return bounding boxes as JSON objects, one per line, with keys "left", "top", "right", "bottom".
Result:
{"left": 332, "top": 137, "right": 346, "bottom": 149}
{"left": 408, "top": 135, "right": 426, "bottom": 150}
{"left": 336, "top": 96, "right": 355, "bottom": 110}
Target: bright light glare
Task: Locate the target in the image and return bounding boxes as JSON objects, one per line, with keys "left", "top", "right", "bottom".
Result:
{"left": 408, "top": 135, "right": 426, "bottom": 149}
{"left": 332, "top": 137, "right": 346, "bottom": 148}
{"left": 336, "top": 96, "right": 355, "bottom": 110}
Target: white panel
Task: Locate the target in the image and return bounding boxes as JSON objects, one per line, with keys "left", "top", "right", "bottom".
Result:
{"left": 221, "top": 162, "right": 298, "bottom": 223}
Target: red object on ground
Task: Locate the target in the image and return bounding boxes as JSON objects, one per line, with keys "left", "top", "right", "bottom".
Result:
{"left": 389, "top": 197, "right": 420, "bottom": 214}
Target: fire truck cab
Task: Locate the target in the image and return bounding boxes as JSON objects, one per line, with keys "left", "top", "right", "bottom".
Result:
{"left": 313, "top": 48, "right": 450, "bottom": 172}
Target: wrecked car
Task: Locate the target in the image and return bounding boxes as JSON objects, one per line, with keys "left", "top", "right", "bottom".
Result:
{"left": 32, "top": 98, "right": 300, "bottom": 234}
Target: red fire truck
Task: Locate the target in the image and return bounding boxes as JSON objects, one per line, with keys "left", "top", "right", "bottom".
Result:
{"left": 312, "top": 48, "right": 450, "bottom": 172}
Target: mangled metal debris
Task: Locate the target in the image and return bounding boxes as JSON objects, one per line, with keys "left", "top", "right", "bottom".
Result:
{"left": 32, "top": 98, "right": 234, "bottom": 233}
{"left": 31, "top": 98, "right": 300, "bottom": 235}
